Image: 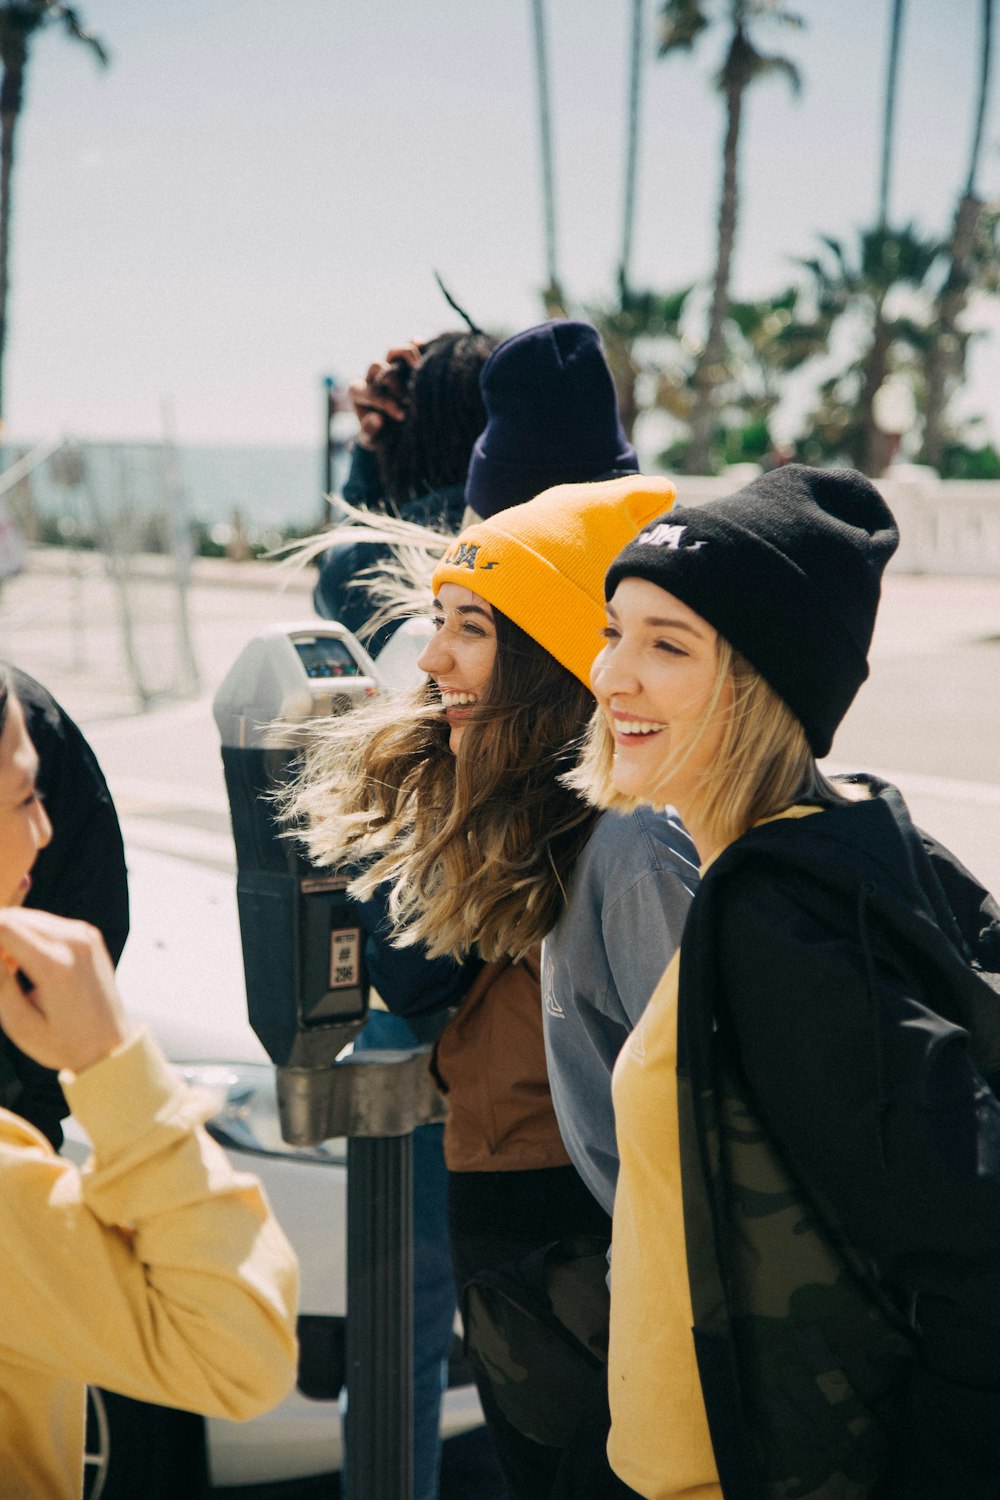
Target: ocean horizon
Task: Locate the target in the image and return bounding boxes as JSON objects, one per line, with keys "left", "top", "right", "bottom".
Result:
{"left": 177, "top": 443, "right": 344, "bottom": 531}
{"left": 9, "top": 440, "right": 347, "bottom": 535}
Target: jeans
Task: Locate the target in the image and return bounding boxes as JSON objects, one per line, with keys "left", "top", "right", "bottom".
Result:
{"left": 352, "top": 1012, "right": 456, "bottom": 1500}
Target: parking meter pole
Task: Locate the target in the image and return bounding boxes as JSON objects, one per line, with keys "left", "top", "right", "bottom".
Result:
{"left": 346, "top": 1133, "right": 414, "bottom": 1500}
{"left": 283, "top": 1048, "right": 443, "bottom": 1500}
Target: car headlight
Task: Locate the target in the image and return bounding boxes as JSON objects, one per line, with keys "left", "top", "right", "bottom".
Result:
{"left": 177, "top": 1062, "right": 347, "bottom": 1165}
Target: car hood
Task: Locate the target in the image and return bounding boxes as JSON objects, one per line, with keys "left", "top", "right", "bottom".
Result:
{"left": 117, "top": 847, "right": 269, "bottom": 1065}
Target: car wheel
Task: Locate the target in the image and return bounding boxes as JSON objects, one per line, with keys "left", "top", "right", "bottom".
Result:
{"left": 84, "top": 1390, "right": 209, "bottom": 1499}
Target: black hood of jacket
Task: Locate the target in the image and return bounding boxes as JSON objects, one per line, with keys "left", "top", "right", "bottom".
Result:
{"left": 695, "top": 774, "right": 1000, "bottom": 1083}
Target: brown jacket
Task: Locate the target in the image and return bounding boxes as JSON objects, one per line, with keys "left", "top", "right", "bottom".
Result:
{"left": 432, "top": 948, "right": 571, "bottom": 1173}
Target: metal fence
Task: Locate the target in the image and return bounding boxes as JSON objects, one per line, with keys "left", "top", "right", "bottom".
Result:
{"left": 0, "top": 438, "right": 200, "bottom": 712}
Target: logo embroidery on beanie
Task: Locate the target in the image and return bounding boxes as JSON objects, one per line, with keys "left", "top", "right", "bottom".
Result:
{"left": 445, "top": 541, "right": 499, "bottom": 571}
{"left": 637, "top": 522, "right": 705, "bottom": 552}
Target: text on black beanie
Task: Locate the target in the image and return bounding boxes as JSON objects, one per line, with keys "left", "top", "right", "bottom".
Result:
{"left": 603, "top": 465, "right": 900, "bottom": 757}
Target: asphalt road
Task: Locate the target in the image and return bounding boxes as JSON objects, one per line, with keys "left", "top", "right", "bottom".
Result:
{"left": 4, "top": 553, "right": 997, "bottom": 888}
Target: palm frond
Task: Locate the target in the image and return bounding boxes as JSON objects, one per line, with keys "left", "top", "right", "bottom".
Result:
{"left": 748, "top": 51, "right": 802, "bottom": 94}
{"left": 53, "top": 4, "right": 109, "bottom": 63}
{"left": 657, "top": 0, "right": 710, "bottom": 54}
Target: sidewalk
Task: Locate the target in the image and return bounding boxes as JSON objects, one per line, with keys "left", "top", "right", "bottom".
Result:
{"left": 4, "top": 545, "right": 1000, "bottom": 721}
{"left": 3, "top": 545, "right": 999, "bottom": 894}
{"left": 0, "top": 545, "right": 314, "bottom": 720}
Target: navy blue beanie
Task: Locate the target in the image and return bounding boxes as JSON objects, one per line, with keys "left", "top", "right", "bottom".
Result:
{"left": 604, "top": 465, "right": 900, "bottom": 757}
{"left": 464, "top": 320, "right": 638, "bottom": 520}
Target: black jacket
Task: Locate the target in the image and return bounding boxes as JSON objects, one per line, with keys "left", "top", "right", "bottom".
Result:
{"left": 3, "top": 669, "right": 129, "bottom": 1148}
{"left": 677, "top": 777, "right": 1000, "bottom": 1499}
{"left": 353, "top": 882, "right": 481, "bottom": 1042}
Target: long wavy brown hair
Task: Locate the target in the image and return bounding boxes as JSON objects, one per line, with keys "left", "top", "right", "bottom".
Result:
{"left": 282, "top": 607, "right": 597, "bottom": 962}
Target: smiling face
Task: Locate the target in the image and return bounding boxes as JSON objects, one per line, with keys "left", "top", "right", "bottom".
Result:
{"left": 591, "top": 576, "right": 732, "bottom": 855}
{"left": 0, "top": 691, "right": 52, "bottom": 906}
{"left": 416, "top": 582, "right": 499, "bottom": 754}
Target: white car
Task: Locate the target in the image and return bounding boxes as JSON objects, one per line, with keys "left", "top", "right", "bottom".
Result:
{"left": 62, "top": 843, "right": 483, "bottom": 1495}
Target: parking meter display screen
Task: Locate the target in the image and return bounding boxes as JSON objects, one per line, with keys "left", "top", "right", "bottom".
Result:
{"left": 294, "top": 637, "right": 361, "bottom": 679}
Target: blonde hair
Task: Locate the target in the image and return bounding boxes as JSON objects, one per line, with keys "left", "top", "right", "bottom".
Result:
{"left": 569, "top": 641, "right": 848, "bottom": 851}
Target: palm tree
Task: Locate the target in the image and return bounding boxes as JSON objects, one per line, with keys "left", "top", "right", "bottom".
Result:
{"left": 877, "top": 0, "right": 906, "bottom": 228}
{"left": 658, "top": 0, "right": 804, "bottom": 474}
{"left": 796, "top": 225, "right": 942, "bottom": 473}
{"left": 718, "top": 285, "right": 827, "bottom": 459}
{"left": 0, "top": 3, "right": 108, "bottom": 453}
{"left": 919, "top": 0, "right": 996, "bottom": 469}
{"left": 620, "top": 0, "right": 645, "bottom": 299}
{"left": 587, "top": 277, "right": 693, "bottom": 440}
{"left": 531, "top": 0, "right": 693, "bottom": 447}
{"left": 529, "top": 0, "right": 564, "bottom": 311}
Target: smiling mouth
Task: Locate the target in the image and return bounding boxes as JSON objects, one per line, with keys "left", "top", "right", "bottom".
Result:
{"left": 440, "top": 691, "right": 479, "bottom": 711}
{"left": 614, "top": 717, "right": 667, "bottom": 737}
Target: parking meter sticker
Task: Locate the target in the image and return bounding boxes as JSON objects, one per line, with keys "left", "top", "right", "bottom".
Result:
{"left": 329, "top": 929, "right": 361, "bottom": 989}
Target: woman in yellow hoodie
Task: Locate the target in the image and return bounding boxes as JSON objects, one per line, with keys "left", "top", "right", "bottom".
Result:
{"left": 0, "top": 665, "right": 299, "bottom": 1500}
{"left": 576, "top": 465, "right": 1000, "bottom": 1500}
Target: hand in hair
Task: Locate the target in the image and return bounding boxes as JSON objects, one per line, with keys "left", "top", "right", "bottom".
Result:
{"left": 0, "top": 908, "right": 132, "bottom": 1075}
{"left": 350, "top": 340, "right": 425, "bottom": 449}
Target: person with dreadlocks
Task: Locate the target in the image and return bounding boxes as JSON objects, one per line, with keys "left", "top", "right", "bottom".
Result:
{"left": 313, "top": 328, "right": 497, "bottom": 656}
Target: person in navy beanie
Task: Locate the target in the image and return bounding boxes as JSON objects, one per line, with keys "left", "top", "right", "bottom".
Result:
{"left": 464, "top": 320, "right": 638, "bottom": 521}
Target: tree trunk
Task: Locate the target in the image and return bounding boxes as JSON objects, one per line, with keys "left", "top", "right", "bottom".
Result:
{"left": 920, "top": 193, "right": 983, "bottom": 470}
{"left": 965, "top": 0, "right": 993, "bottom": 197}
{"left": 530, "top": 0, "right": 560, "bottom": 302}
{"left": 858, "top": 301, "right": 893, "bottom": 475}
{"left": 606, "top": 339, "right": 640, "bottom": 441}
{"left": 878, "top": 0, "right": 906, "bottom": 227}
{"left": 685, "top": 60, "right": 743, "bottom": 474}
{"left": 0, "top": 34, "right": 28, "bottom": 455}
{"left": 620, "top": 0, "right": 644, "bottom": 295}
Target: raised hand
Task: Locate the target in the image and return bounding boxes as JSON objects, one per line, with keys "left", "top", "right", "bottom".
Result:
{"left": 0, "top": 908, "right": 132, "bottom": 1075}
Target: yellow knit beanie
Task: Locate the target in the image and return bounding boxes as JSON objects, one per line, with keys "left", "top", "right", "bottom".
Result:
{"left": 431, "top": 474, "right": 677, "bottom": 686}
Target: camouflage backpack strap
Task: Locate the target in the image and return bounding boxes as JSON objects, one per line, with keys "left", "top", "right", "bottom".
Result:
{"left": 716, "top": 1056, "right": 914, "bottom": 1500}
{"left": 461, "top": 1233, "right": 610, "bottom": 1449}
{"left": 678, "top": 844, "right": 916, "bottom": 1499}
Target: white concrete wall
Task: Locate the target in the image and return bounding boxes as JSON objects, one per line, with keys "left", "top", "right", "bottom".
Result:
{"left": 665, "top": 469, "right": 1000, "bottom": 578}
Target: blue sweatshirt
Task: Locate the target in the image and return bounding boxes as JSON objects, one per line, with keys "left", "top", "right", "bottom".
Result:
{"left": 541, "top": 806, "right": 698, "bottom": 1216}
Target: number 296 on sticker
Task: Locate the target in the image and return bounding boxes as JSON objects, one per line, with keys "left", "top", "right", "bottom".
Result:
{"left": 329, "top": 929, "right": 361, "bottom": 989}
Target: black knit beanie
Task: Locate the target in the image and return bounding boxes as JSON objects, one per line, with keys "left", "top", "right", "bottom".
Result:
{"left": 603, "top": 465, "right": 900, "bottom": 757}
{"left": 464, "top": 320, "right": 637, "bottom": 520}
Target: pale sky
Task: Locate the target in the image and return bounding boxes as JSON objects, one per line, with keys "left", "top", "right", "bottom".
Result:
{"left": 8, "top": 0, "right": 1000, "bottom": 448}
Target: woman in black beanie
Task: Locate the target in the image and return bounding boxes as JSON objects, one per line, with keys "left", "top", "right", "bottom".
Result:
{"left": 570, "top": 464, "right": 1000, "bottom": 1500}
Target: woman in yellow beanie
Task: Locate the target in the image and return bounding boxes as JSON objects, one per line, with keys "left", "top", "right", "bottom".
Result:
{"left": 286, "top": 474, "right": 692, "bottom": 1499}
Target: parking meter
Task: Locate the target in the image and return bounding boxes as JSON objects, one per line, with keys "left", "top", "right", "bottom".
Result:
{"left": 216, "top": 617, "right": 447, "bottom": 1500}
{"left": 213, "top": 622, "right": 381, "bottom": 1145}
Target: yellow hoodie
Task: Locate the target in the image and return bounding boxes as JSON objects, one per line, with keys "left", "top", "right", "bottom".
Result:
{"left": 0, "top": 1029, "right": 299, "bottom": 1499}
